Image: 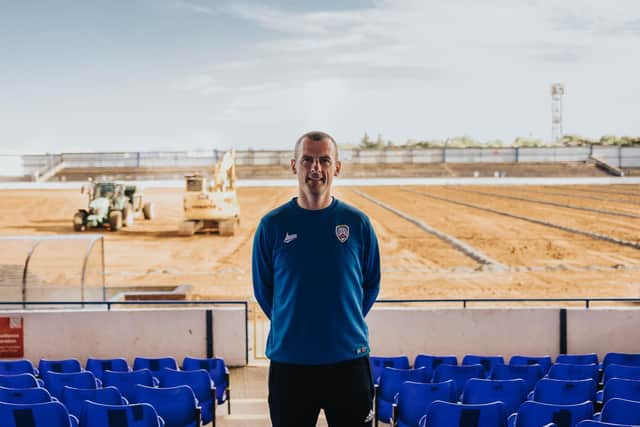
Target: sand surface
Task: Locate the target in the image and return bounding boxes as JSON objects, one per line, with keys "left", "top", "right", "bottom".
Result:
{"left": 0, "top": 185, "right": 639, "bottom": 302}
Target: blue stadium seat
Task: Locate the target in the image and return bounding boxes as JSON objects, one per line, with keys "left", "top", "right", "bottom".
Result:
{"left": 491, "top": 364, "right": 543, "bottom": 392}
{"left": 43, "top": 371, "right": 99, "bottom": 400}
{"left": 603, "top": 364, "right": 640, "bottom": 384}
{"left": 509, "top": 355, "right": 553, "bottom": 375}
{"left": 462, "top": 355, "right": 505, "bottom": 377}
{"left": 0, "top": 386, "right": 53, "bottom": 404}
{"left": 79, "top": 400, "right": 163, "bottom": 427}
{"left": 38, "top": 359, "right": 82, "bottom": 377}
{"left": 463, "top": 378, "right": 528, "bottom": 415}
{"left": 0, "top": 401, "right": 76, "bottom": 427}
{"left": 375, "top": 367, "right": 432, "bottom": 424}
{"left": 599, "top": 398, "right": 640, "bottom": 425}
{"left": 133, "top": 357, "right": 178, "bottom": 375}
{"left": 532, "top": 378, "right": 597, "bottom": 405}
{"left": 132, "top": 384, "right": 200, "bottom": 427}
{"left": 413, "top": 355, "right": 458, "bottom": 379}
{"left": 182, "top": 356, "right": 230, "bottom": 409}
{"left": 0, "top": 360, "right": 38, "bottom": 376}
{"left": 508, "top": 400, "right": 594, "bottom": 427}
{"left": 601, "top": 378, "right": 640, "bottom": 404}
{"left": 433, "top": 364, "right": 486, "bottom": 400}
{"left": 556, "top": 354, "right": 599, "bottom": 366}
{"left": 102, "top": 369, "right": 157, "bottom": 402}
{"left": 370, "top": 355, "right": 410, "bottom": 384}
{"left": 0, "top": 373, "right": 43, "bottom": 389}
{"left": 547, "top": 363, "right": 599, "bottom": 385}
{"left": 602, "top": 353, "right": 640, "bottom": 371}
{"left": 85, "top": 357, "right": 129, "bottom": 381}
{"left": 419, "top": 400, "right": 507, "bottom": 427}
{"left": 392, "top": 380, "right": 456, "bottom": 427}
{"left": 158, "top": 368, "right": 216, "bottom": 425}
{"left": 60, "top": 385, "right": 126, "bottom": 419}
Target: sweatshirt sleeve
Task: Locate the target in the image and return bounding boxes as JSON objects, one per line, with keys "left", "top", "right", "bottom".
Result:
{"left": 252, "top": 219, "right": 274, "bottom": 320}
{"left": 361, "top": 216, "right": 381, "bottom": 316}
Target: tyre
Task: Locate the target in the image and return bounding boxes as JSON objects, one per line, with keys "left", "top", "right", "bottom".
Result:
{"left": 219, "top": 219, "right": 236, "bottom": 236}
{"left": 109, "top": 211, "right": 123, "bottom": 231}
{"left": 143, "top": 202, "right": 154, "bottom": 220}
{"left": 73, "top": 212, "right": 86, "bottom": 232}
{"left": 123, "top": 203, "right": 133, "bottom": 227}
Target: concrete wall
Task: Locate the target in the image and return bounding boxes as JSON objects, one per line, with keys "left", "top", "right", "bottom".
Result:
{"left": 568, "top": 309, "right": 640, "bottom": 357}
{"left": 10, "top": 307, "right": 246, "bottom": 366}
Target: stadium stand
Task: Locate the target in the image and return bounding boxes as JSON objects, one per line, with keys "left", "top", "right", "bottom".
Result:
{"left": 491, "top": 364, "right": 543, "bottom": 392}
{"left": 532, "top": 378, "right": 597, "bottom": 405}
{"left": 601, "top": 353, "right": 640, "bottom": 371}
{"left": 60, "top": 385, "right": 126, "bottom": 419}
{"left": 391, "top": 380, "right": 456, "bottom": 427}
{"left": 601, "top": 378, "right": 640, "bottom": 405}
{"left": 158, "top": 368, "right": 217, "bottom": 425}
{"left": 547, "top": 363, "right": 600, "bottom": 384}
{"left": 419, "top": 400, "right": 508, "bottom": 427}
{"left": 0, "top": 386, "right": 53, "bottom": 404}
{"left": 102, "top": 369, "right": 158, "bottom": 402}
{"left": 370, "top": 355, "right": 411, "bottom": 384}
{"left": 0, "top": 373, "right": 43, "bottom": 389}
{"left": 43, "top": 371, "right": 99, "bottom": 400}
{"left": 598, "top": 398, "right": 640, "bottom": 425}
{"left": 0, "top": 360, "right": 38, "bottom": 376}
{"left": 133, "top": 357, "right": 179, "bottom": 374}
{"left": 413, "top": 355, "right": 458, "bottom": 380}
{"left": 0, "top": 400, "right": 77, "bottom": 427}
{"left": 462, "top": 355, "right": 505, "bottom": 377}
{"left": 509, "top": 355, "right": 553, "bottom": 376}
{"left": 432, "top": 363, "right": 486, "bottom": 400}
{"left": 603, "top": 364, "right": 640, "bottom": 384}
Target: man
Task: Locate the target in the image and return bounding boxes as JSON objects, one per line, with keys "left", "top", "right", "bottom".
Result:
{"left": 252, "top": 131, "right": 381, "bottom": 427}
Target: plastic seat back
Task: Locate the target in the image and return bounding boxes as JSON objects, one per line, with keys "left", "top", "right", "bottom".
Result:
{"left": 102, "top": 369, "right": 155, "bottom": 402}
{"left": 602, "top": 353, "right": 640, "bottom": 371}
{"left": 603, "top": 364, "right": 640, "bottom": 384}
{"left": 602, "top": 378, "right": 640, "bottom": 403}
{"left": 462, "top": 378, "right": 527, "bottom": 415}
{"left": 433, "top": 364, "right": 485, "bottom": 400}
{"left": 533, "top": 378, "right": 597, "bottom": 405}
{"left": 491, "top": 364, "right": 542, "bottom": 391}
{"left": 600, "top": 398, "right": 640, "bottom": 425}
{"left": 547, "top": 363, "right": 599, "bottom": 384}
{"left": 86, "top": 357, "right": 129, "bottom": 381}
{"left": 0, "top": 373, "right": 40, "bottom": 389}
{"left": 132, "top": 384, "right": 200, "bottom": 427}
{"left": 158, "top": 368, "right": 215, "bottom": 424}
{"left": 0, "top": 386, "right": 53, "bottom": 404}
{"left": 38, "top": 359, "right": 82, "bottom": 377}
{"left": 0, "top": 360, "right": 37, "bottom": 376}
{"left": 556, "top": 354, "right": 599, "bottom": 366}
{"left": 577, "top": 421, "right": 638, "bottom": 426}
{"left": 370, "top": 355, "right": 410, "bottom": 384}
{"left": 133, "top": 357, "right": 178, "bottom": 374}
{"left": 462, "top": 355, "right": 505, "bottom": 377}
{"left": 510, "top": 355, "right": 553, "bottom": 375}
{"left": 414, "top": 355, "right": 458, "bottom": 379}
{"left": 396, "top": 380, "right": 456, "bottom": 427}
{"left": 79, "top": 400, "right": 162, "bottom": 427}
{"left": 44, "top": 371, "right": 98, "bottom": 399}
{"left": 513, "top": 400, "right": 594, "bottom": 427}
{"left": 182, "top": 356, "right": 228, "bottom": 404}
{"left": 377, "top": 367, "right": 431, "bottom": 422}
{"left": 421, "top": 400, "right": 507, "bottom": 427}
{"left": 61, "top": 385, "right": 125, "bottom": 418}
{"left": 0, "top": 401, "right": 73, "bottom": 427}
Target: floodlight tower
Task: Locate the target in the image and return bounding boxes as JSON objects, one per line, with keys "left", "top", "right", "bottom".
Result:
{"left": 551, "top": 83, "right": 564, "bottom": 142}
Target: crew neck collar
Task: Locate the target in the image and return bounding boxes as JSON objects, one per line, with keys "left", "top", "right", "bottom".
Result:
{"left": 290, "top": 196, "right": 338, "bottom": 213}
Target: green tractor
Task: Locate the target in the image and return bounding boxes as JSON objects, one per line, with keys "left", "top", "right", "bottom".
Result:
{"left": 73, "top": 181, "right": 155, "bottom": 232}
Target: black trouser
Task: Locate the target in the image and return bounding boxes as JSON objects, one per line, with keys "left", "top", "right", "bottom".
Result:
{"left": 268, "top": 356, "right": 374, "bottom": 427}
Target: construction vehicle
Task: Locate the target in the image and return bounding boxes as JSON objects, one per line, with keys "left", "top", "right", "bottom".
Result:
{"left": 179, "top": 151, "right": 240, "bottom": 236}
{"left": 73, "top": 181, "right": 154, "bottom": 232}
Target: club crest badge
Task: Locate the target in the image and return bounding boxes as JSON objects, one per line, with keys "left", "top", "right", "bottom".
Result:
{"left": 335, "top": 224, "right": 349, "bottom": 243}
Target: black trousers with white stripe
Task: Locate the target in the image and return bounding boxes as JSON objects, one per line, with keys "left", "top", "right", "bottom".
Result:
{"left": 268, "top": 355, "right": 374, "bottom": 427}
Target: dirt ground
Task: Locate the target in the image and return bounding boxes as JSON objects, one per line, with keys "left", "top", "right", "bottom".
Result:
{"left": 0, "top": 184, "right": 639, "bottom": 303}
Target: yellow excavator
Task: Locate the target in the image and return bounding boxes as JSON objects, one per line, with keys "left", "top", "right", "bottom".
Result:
{"left": 179, "top": 150, "right": 240, "bottom": 236}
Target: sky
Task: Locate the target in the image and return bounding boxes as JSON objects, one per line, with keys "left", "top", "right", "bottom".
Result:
{"left": 1, "top": 0, "right": 639, "bottom": 154}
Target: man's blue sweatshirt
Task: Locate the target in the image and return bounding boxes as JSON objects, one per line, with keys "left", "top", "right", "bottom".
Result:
{"left": 252, "top": 197, "right": 381, "bottom": 365}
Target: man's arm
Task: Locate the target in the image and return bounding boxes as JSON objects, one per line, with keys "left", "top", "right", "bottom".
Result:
{"left": 361, "top": 217, "right": 381, "bottom": 316}
{"left": 252, "top": 219, "right": 274, "bottom": 320}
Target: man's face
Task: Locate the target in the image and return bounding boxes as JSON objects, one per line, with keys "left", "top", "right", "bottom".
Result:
{"left": 291, "top": 137, "right": 341, "bottom": 197}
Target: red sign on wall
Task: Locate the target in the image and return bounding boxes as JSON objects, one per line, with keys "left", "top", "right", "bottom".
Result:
{"left": 0, "top": 317, "right": 24, "bottom": 358}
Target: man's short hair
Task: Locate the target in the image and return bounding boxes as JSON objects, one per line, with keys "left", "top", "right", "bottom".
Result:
{"left": 294, "top": 131, "right": 339, "bottom": 161}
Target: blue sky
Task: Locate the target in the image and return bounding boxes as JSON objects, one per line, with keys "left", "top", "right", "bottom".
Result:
{"left": 1, "top": 0, "right": 639, "bottom": 154}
